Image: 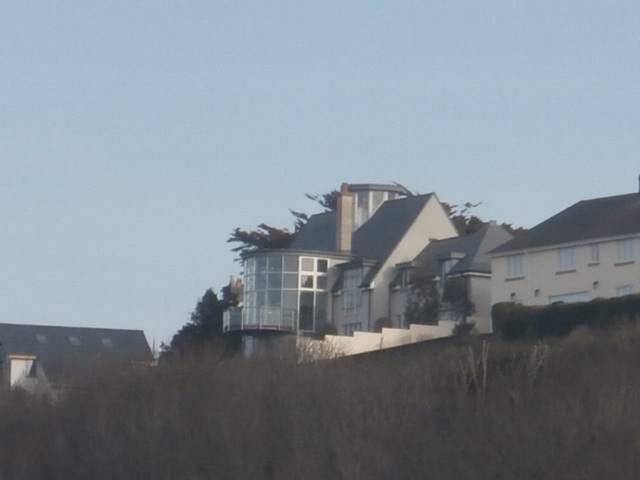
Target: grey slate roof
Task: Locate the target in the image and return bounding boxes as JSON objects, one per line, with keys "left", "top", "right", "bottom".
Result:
{"left": 0, "top": 323, "right": 153, "bottom": 383}
{"left": 491, "top": 193, "right": 640, "bottom": 255}
{"left": 289, "top": 211, "right": 337, "bottom": 252}
{"left": 413, "top": 222, "right": 513, "bottom": 276}
{"left": 352, "top": 194, "right": 434, "bottom": 286}
{"left": 289, "top": 193, "right": 437, "bottom": 288}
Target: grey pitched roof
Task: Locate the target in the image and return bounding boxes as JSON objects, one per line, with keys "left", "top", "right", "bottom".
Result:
{"left": 413, "top": 222, "right": 513, "bottom": 276}
{"left": 0, "top": 323, "right": 153, "bottom": 383}
{"left": 352, "top": 194, "right": 434, "bottom": 286}
{"left": 288, "top": 193, "right": 438, "bottom": 288}
{"left": 491, "top": 193, "right": 640, "bottom": 255}
{"left": 289, "top": 211, "right": 337, "bottom": 252}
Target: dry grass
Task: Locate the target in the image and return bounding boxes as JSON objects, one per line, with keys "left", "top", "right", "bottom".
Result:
{"left": 2, "top": 323, "right": 640, "bottom": 479}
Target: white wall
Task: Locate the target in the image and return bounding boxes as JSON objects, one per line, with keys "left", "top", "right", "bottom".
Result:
{"left": 468, "top": 275, "right": 492, "bottom": 321}
{"left": 368, "top": 195, "right": 458, "bottom": 331}
{"left": 491, "top": 236, "right": 640, "bottom": 307}
{"left": 298, "top": 319, "right": 464, "bottom": 360}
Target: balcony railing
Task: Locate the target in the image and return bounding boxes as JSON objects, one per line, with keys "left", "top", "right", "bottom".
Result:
{"left": 223, "top": 307, "right": 297, "bottom": 332}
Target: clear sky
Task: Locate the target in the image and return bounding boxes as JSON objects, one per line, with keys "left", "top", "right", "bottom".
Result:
{"left": 1, "top": 1, "right": 639, "bottom": 347}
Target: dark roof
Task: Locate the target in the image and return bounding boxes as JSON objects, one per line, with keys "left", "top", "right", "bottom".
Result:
{"left": 0, "top": 323, "right": 153, "bottom": 383}
{"left": 352, "top": 194, "right": 434, "bottom": 286}
{"left": 289, "top": 211, "right": 337, "bottom": 252}
{"left": 288, "top": 193, "right": 439, "bottom": 287}
{"left": 413, "top": 222, "right": 513, "bottom": 276}
{"left": 491, "top": 193, "right": 640, "bottom": 255}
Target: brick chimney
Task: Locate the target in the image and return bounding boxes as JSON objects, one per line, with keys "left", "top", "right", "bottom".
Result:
{"left": 336, "top": 182, "right": 354, "bottom": 252}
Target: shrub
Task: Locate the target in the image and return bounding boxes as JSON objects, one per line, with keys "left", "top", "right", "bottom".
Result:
{"left": 492, "top": 294, "right": 640, "bottom": 340}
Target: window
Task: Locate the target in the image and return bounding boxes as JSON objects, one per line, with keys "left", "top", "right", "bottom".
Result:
{"left": 242, "top": 254, "right": 329, "bottom": 332}
{"left": 35, "top": 334, "right": 48, "bottom": 345}
{"left": 299, "top": 292, "right": 314, "bottom": 330}
{"left": 343, "top": 268, "right": 363, "bottom": 314}
{"left": 343, "top": 322, "right": 362, "bottom": 336}
{"left": 548, "top": 292, "right": 590, "bottom": 304}
{"left": 617, "top": 285, "right": 633, "bottom": 297}
{"left": 442, "top": 258, "right": 457, "bottom": 276}
{"left": 507, "top": 254, "right": 524, "bottom": 278}
{"left": 617, "top": 239, "right": 635, "bottom": 263}
{"left": 10, "top": 356, "right": 37, "bottom": 385}
{"left": 301, "top": 258, "right": 314, "bottom": 272}
{"left": 68, "top": 336, "right": 81, "bottom": 346}
{"left": 300, "top": 275, "right": 314, "bottom": 289}
{"left": 401, "top": 269, "right": 412, "bottom": 288}
{"left": 101, "top": 337, "right": 114, "bottom": 347}
{"left": 557, "top": 247, "right": 575, "bottom": 271}
{"left": 590, "top": 244, "right": 600, "bottom": 263}
{"left": 355, "top": 192, "right": 369, "bottom": 228}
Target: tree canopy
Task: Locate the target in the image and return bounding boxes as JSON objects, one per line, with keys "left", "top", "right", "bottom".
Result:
{"left": 162, "top": 288, "right": 240, "bottom": 361}
{"left": 227, "top": 189, "right": 339, "bottom": 257}
{"left": 442, "top": 201, "right": 525, "bottom": 236}
{"left": 228, "top": 187, "right": 525, "bottom": 259}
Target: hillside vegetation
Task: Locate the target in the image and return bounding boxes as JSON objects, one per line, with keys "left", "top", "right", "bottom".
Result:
{"left": 2, "top": 322, "right": 640, "bottom": 479}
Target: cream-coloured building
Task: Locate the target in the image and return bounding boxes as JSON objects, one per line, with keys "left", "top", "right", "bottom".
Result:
{"left": 490, "top": 192, "right": 640, "bottom": 307}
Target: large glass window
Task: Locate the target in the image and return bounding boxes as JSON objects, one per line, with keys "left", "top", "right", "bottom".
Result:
{"left": 297, "top": 257, "right": 330, "bottom": 331}
{"left": 299, "top": 292, "right": 314, "bottom": 330}
{"left": 343, "top": 268, "right": 363, "bottom": 314}
{"left": 242, "top": 254, "right": 329, "bottom": 332}
{"left": 355, "top": 192, "right": 369, "bottom": 228}
{"left": 314, "top": 292, "right": 328, "bottom": 329}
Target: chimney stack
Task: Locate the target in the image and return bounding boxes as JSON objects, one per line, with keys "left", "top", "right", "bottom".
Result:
{"left": 336, "top": 183, "right": 353, "bottom": 252}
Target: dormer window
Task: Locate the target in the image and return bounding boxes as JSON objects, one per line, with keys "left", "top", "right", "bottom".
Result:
{"left": 442, "top": 259, "right": 457, "bottom": 276}
{"left": 440, "top": 252, "right": 464, "bottom": 279}
{"left": 401, "top": 269, "right": 412, "bottom": 288}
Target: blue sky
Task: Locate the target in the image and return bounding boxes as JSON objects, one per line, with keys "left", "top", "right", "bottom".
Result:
{"left": 1, "top": 1, "right": 639, "bottom": 346}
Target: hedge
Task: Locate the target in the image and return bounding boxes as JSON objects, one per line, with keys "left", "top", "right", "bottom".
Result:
{"left": 492, "top": 294, "right": 640, "bottom": 340}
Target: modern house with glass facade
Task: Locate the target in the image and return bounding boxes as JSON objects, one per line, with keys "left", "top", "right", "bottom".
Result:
{"left": 490, "top": 191, "right": 640, "bottom": 307}
{"left": 223, "top": 183, "right": 459, "bottom": 351}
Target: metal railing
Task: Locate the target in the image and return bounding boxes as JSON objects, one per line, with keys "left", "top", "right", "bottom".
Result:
{"left": 223, "top": 307, "right": 297, "bottom": 332}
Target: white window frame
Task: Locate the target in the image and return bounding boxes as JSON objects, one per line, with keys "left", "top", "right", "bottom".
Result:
{"left": 557, "top": 247, "right": 575, "bottom": 271}
{"left": 616, "top": 285, "right": 633, "bottom": 297}
{"left": 548, "top": 292, "right": 590, "bottom": 304}
{"left": 343, "top": 322, "right": 362, "bottom": 336}
{"left": 617, "top": 239, "right": 635, "bottom": 263}
{"left": 343, "top": 268, "right": 363, "bottom": 314}
{"left": 590, "top": 244, "right": 600, "bottom": 263}
{"left": 507, "top": 254, "right": 524, "bottom": 278}
{"left": 9, "top": 355, "right": 37, "bottom": 386}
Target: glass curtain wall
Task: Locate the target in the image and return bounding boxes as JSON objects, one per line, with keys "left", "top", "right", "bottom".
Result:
{"left": 243, "top": 254, "right": 329, "bottom": 331}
